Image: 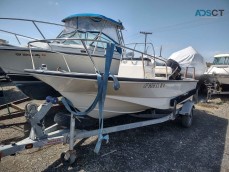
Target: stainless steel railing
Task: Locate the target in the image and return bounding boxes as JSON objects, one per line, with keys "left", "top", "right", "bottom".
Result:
{"left": 28, "top": 38, "right": 171, "bottom": 79}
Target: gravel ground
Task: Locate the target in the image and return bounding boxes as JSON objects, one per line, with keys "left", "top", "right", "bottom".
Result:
{"left": 0, "top": 81, "right": 229, "bottom": 172}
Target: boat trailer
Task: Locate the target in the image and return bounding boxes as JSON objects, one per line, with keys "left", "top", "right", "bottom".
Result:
{"left": 198, "top": 74, "right": 229, "bottom": 102}
{"left": 0, "top": 98, "right": 195, "bottom": 164}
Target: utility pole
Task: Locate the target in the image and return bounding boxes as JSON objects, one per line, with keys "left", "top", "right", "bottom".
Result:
{"left": 159, "top": 45, "right": 162, "bottom": 57}
{"left": 140, "top": 31, "right": 152, "bottom": 53}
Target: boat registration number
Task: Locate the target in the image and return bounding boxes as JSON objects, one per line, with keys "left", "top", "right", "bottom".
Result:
{"left": 143, "top": 83, "right": 165, "bottom": 88}
{"left": 15, "top": 53, "right": 46, "bottom": 57}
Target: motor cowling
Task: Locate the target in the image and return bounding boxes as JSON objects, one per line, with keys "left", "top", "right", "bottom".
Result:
{"left": 166, "top": 59, "right": 182, "bottom": 80}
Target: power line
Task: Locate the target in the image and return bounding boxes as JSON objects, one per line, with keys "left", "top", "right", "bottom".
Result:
{"left": 151, "top": 18, "right": 228, "bottom": 33}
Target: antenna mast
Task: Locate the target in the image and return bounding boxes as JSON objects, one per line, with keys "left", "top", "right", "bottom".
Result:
{"left": 140, "top": 31, "right": 152, "bottom": 53}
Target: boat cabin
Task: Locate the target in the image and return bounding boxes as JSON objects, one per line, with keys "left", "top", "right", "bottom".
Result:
{"left": 58, "top": 13, "right": 124, "bottom": 48}
{"left": 213, "top": 54, "right": 229, "bottom": 65}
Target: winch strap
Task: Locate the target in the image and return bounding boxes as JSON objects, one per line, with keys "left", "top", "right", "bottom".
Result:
{"left": 61, "top": 43, "right": 119, "bottom": 154}
{"left": 61, "top": 74, "right": 103, "bottom": 117}
{"left": 94, "top": 43, "right": 115, "bottom": 154}
{"left": 109, "top": 74, "right": 120, "bottom": 90}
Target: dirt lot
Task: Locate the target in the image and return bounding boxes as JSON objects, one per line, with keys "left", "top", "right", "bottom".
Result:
{"left": 0, "top": 81, "right": 229, "bottom": 172}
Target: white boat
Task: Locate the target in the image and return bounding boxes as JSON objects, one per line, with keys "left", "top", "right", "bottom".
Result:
{"left": 198, "top": 54, "right": 229, "bottom": 97}
{"left": 0, "top": 44, "right": 121, "bottom": 74}
{"left": 204, "top": 54, "right": 229, "bottom": 85}
{"left": 205, "top": 54, "right": 229, "bottom": 75}
{"left": 25, "top": 42, "right": 197, "bottom": 119}
{"left": 0, "top": 14, "right": 124, "bottom": 99}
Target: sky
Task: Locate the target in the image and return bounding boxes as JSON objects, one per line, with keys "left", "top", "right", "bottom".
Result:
{"left": 0, "top": 0, "right": 228, "bottom": 62}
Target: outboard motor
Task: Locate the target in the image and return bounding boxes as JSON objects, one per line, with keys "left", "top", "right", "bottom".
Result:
{"left": 166, "top": 59, "right": 181, "bottom": 80}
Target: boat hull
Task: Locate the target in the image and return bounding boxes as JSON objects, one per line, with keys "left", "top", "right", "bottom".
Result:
{"left": 205, "top": 65, "right": 229, "bottom": 75}
{"left": 215, "top": 74, "right": 229, "bottom": 92}
{"left": 0, "top": 45, "right": 120, "bottom": 99}
{"left": 27, "top": 70, "right": 197, "bottom": 119}
{"left": 7, "top": 73, "right": 61, "bottom": 100}
{"left": 0, "top": 45, "right": 120, "bottom": 74}
{"left": 216, "top": 74, "right": 229, "bottom": 85}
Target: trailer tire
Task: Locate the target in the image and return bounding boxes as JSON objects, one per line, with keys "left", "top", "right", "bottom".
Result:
{"left": 60, "top": 151, "right": 76, "bottom": 165}
{"left": 54, "top": 112, "right": 71, "bottom": 128}
{"left": 181, "top": 108, "right": 193, "bottom": 128}
{"left": 197, "top": 75, "right": 212, "bottom": 102}
{"left": 54, "top": 112, "right": 97, "bottom": 129}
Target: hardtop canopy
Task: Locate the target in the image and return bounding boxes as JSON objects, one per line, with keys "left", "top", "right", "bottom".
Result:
{"left": 62, "top": 13, "right": 124, "bottom": 30}
{"left": 214, "top": 54, "right": 229, "bottom": 58}
{"left": 60, "top": 13, "right": 124, "bottom": 44}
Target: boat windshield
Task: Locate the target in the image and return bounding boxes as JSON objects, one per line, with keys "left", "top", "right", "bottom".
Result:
{"left": 57, "top": 30, "right": 117, "bottom": 48}
{"left": 59, "top": 17, "right": 120, "bottom": 44}
{"left": 213, "top": 56, "right": 229, "bottom": 65}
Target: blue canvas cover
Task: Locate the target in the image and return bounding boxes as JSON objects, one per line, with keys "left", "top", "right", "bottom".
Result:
{"left": 62, "top": 13, "right": 124, "bottom": 29}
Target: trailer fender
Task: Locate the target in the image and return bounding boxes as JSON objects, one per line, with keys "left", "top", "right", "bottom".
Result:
{"left": 178, "top": 100, "right": 195, "bottom": 116}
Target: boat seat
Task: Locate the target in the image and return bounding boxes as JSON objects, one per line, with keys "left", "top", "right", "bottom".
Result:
{"left": 155, "top": 66, "right": 172, "bottom": 75}
{"left": 118, "top": 60, "right": 145, "bottom": 78}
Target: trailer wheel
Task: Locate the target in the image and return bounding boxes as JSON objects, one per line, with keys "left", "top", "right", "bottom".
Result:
{"left": 197, "top": 75, "right": 212, "bottom": 102}
{"left": 54, "top": 112, "right": 97, "bottom": 129}
{"left": 60, "top": 151, "right": 77, "bottom": 165}
{"left": 181, "top": 108, "right": 193, "bottom": 128}
{"left": 54, "top": 112, "right": 71, "bottom": 128}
